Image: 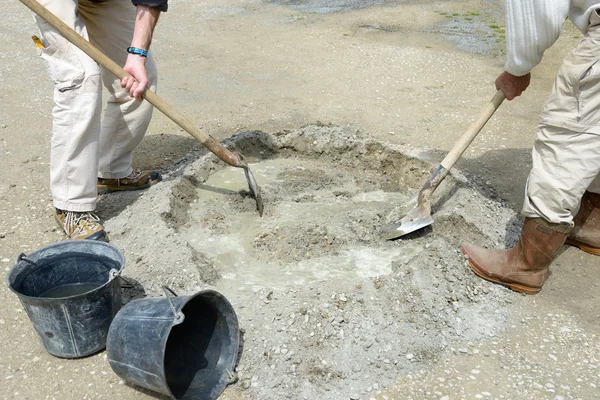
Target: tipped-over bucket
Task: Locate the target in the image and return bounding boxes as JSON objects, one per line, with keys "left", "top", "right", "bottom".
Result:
{"left": 106, "top": 287, "right": 240, "bottom": 400}
{"left": 6, "top": 240, "right": 124, "bottom": 358}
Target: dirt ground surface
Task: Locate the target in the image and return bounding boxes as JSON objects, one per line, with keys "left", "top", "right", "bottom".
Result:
{"left": 1, "top": 1, "right": 600, "bottom": 400}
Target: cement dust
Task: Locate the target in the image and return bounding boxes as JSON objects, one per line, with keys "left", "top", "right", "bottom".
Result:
{"left": 182, "top": 157, "right": 422, "bottom": 292}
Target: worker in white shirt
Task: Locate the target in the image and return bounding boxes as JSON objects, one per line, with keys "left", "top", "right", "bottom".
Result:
{"left": 462, "top": 0, "right": 600, "bottom": 294}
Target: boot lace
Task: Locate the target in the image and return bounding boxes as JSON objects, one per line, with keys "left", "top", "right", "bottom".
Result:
{"left": 64, "top": 211, "right": 101, "bottom": 238}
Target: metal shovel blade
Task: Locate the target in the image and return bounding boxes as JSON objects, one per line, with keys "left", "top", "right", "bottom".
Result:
{"left": 244, "top": 166, "right": 264, "bottom": 217}
{"left": 381, "top": 167, "right": 441, "bottom": 240}
{"left": 380, "top": 202, "right": 434, "bottom": 240}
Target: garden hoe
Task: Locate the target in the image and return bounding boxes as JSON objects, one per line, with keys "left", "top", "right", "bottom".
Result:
{"left": 380, "top": 90, "right": 505, "bottom": 240}
{"left": 21, "top": 0, "right": 264, "bottom": 216}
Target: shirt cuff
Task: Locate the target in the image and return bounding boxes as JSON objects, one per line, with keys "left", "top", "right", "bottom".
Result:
{"left": 504, "top": 59, "right": 533, "bottom": 77}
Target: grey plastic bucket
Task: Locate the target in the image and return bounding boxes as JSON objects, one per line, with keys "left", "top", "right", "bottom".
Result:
{"left": 6, "top": 240, "right": 124, "bottom": 358}
{"left": 106, "top": 287, "right": 240, "bottom": 400}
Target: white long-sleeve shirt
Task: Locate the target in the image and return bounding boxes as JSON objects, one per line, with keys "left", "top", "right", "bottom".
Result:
{"left": 505, "top": 0, "right": 600, "bottom": 76}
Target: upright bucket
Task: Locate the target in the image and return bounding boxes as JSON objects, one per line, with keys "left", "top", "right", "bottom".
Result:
{"left": 107, "top": 287, "right": 240, "bottom": 400}
{"left": 6, "top": 240, "right": 124, "bottom": 358}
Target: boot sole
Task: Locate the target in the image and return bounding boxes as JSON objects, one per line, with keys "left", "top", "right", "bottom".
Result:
{"left": 97, "top": 176, "right": 162, "bottom": 195}
{"left": 86, "top": 231, "right": 109, "bottom": 242}
{"left": 467, "top": 260, "right": 541, "bottom": 295}
{"left": 565, "top": 238, "right": 600, "bottom": 256}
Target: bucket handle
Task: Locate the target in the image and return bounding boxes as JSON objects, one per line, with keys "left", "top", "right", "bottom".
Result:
{"left": 108, "top": 268, "right": 120, "bottom": 282}
{"left": 17, "top": 253, "right": 37, "bottom": 265}
{"left": 225, "top": 368, "right": 238, "bottom": 384}
{"left": 162, "top": 286, "right": 185, "bottom": 323}
{"left": 17, "top": 254, "right": 121, "bottom": 285}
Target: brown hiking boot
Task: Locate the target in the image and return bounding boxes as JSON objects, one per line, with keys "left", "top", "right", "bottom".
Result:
{"left": 97, "top": 169, "right": 162, "bottom": 194}
{"left": 55, "top": 209, "right": 108, "bottom": 241}
{"left": 566, "top": 191, "right": 600, "bottom": 256}
{"left": 461, "top": 218, "right": 572, "bottom": 295}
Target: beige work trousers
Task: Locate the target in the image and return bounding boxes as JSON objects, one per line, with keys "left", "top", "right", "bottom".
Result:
{"left": 35, "top": 0, "right": 157, "bottom": 212}
{"left": 522, "top": 10, "right": 600, "bottom": 224}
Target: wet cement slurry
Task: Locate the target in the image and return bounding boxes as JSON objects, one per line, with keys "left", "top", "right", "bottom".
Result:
{"left": 183, "top": 156, "right": 420, "bottom": 292}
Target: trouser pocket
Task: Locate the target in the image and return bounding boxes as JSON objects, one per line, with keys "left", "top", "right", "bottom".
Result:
{"left": 37, "top": 29, "right": 86, "bottom": 92}
{"left": 575, "top": 35, "right": 600, "bottom": 124}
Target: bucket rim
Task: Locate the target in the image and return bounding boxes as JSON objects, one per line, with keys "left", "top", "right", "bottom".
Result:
{"left": 160, "top": 288, "right": 240, "bottom": 400}
{"left": 6, "top": 240, "right": 125, "bottom": 301}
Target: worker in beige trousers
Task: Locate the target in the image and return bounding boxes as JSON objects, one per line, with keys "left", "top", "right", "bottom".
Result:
{"left": 34, "top": 0, "right": 167, "bottom": 241}
{"left": 463, "top": 0, "right": 600, "bottom": 294}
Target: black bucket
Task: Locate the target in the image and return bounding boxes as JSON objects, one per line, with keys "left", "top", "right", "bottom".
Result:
{"left": 107, "top": 287, "right": 240, "bottom": 400}
{"left": 6, "top": 240, "right": 124, "bottom": 358}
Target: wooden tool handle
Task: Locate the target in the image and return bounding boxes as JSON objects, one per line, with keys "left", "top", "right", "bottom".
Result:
{"left": 439, "top": 90, "right": 505, "bottom": 171}
{"left": 20, "top": 0, "right": 242, "bottom": 166}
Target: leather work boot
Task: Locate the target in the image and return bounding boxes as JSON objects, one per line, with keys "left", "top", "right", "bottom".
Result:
{"left": 461, "top": 218, "right": 572, "bottom": 295}
{"left": 55, "top": 209, "right": 108, "bottom": 242}
{"left": 566, "top": 191, "right": 600, "bottom": 255}
{"left": 97, "top": 169, "right": 162, "bottom": 194}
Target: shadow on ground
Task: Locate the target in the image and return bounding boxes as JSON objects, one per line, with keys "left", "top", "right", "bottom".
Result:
{"left": 120, "top": 276, "right": 147, "bottom": 305}
{"left": 424, "top": 147, "right": 532, "bottom": 212}
{"left": 97, "top": 133, "right": 204, "bottom": 220}
{"left": 133, "top": 133, "right": 203, "bottom": 172}
{"left": 421, "top": 147, "right": 531, "bottom": 248}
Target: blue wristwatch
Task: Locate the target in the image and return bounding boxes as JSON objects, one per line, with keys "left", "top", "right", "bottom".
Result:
{"left": 127, "top": 47, "right": 148, "bottom": 57}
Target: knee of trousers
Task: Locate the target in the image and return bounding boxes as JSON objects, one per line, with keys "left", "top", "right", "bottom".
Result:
{"left": 53, "top": 74, "right": 103, "bottom": 102}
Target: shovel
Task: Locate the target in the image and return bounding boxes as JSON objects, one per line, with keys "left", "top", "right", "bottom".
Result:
{"left": 380, "top": 90, "right": 505, "bottom": 240}
{"left": 21, "top": 0, "right": 264, "bottom": 216}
